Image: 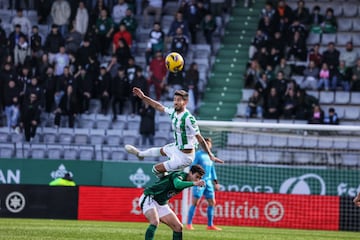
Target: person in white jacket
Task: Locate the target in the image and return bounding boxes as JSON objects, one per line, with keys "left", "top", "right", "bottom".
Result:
{"left": 51, "top": 0, "right": 71, "bottom": 37}
{"left": 14, "top": 35, "right": 31, "bottom": 67}
{"left": 112, "top": 0, "right": 128, "bottom": 29}
{"left": 11, "top": 8, "right": 32, "bottom": 38}
{"left": 75, "top": 1, "right": 89, "bottom": 36}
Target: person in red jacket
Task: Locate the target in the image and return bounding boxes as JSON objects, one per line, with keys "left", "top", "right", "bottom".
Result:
{"left": 112, "top": 23, "right": 132, "bottom": 53}
{"left": 148, "top": 51, "right": 167, "bottom": 100}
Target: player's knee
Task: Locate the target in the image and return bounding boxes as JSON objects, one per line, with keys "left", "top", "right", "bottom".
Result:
{"left": 149, "top": 219, "right": 160, "bottom": 227}
{"left": 173, "top": 223, "right": 183, "bottom": 232}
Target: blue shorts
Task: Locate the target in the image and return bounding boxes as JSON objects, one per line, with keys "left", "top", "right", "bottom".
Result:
{"left": 192, "top": 179, "right": 215, "bottom": 199}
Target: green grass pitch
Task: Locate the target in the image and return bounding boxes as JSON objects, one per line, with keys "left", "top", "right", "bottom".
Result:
{"left": 0, "top": 218, "right": 358, "bottom": 240}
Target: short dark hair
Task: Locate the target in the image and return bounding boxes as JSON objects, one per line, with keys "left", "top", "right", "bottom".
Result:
{"left": 190, "top": 164, "right": 205, "bottom": 176}
{"left": 174, "top": 90, "right": 189, "bottom": 100}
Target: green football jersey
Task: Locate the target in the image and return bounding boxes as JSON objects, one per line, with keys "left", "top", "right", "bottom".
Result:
{"left": 144, "top": 171, "right": 193, "bottom": 205}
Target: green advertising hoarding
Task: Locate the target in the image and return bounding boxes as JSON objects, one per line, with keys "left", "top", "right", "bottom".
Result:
{"left": 0, "top": 159, "right": 359, "bottom": 197}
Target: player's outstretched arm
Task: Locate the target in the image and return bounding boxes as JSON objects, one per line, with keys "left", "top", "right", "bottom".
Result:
{"left": 354, "top": 192, "right": 360, "bottom": 207}
{"left": 196, "top": 134, "right": 224, "bottom": 164}
{"left": 133, "top": 87, "right": 165, "bottom": 112}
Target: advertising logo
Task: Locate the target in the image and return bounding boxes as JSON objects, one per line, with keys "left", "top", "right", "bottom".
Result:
{"left": 129, "top": 168, "right": 150, "bottom": 188}
{"left": 50, "top": 164, "right": 73, "bottom": 179}
{"left": 264, "top": 201, "right": 284, "bottom": 222}
{"left": 279, "top": 173, "right": 326, "bottom": 195}
{"left": 6, "top": 191, "right": 25, "bottom": 213}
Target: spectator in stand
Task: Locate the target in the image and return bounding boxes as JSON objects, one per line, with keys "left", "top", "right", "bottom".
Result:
{"left": 76, "top": 37, "right": 97, "bottom": 69}
{"left": 3, "top": 80, "right": 21, "bottom": 131}
{"left": 25, "top": 76, "right": 44, "bottom": 107}
{"left": 90, "top": 0, "right": 109, "bottom": 27}
{"left": 253, "top": 46, "right": 269, "bottom": 71}
{"left": 51, "top": 0, "right": 71, "bottom": 37}
{"left": 257, "top": 15, "right": 276, "bottom": 39}
{"left": 264, "top": 87, "right": 280, "bottom": 119}
{"left": 301, "top": 60, "right": 320, "bottom": 90}
{"left": 7, "top": 24, "right": 27, "bottom": 55}
{"left": 322, "top": 42, "right": 340, "bottom": 73}
{"left": 112, "top": 23, "right": 132, "bottom": 53}
{"left": 287, "top": 19, "right": 307, "bottom": 43}
{"left": 183, "top": 0, "right": 206, "bottom": 44}
{"left": 95, "top": 8, "right": 114, "bottom": 56}
{"left": 308, "top": 44, "right": 322, "bottom": 68}
{"left": 111, "top": 66, "right": 130, "bottom": 120}
{"left": 245, "top": 89, "right": 263, "bottom": 118}
{"left": 286, "top": 30, "right": 307, "bottom": 61}
{"left": 244, "top": 59, "right": 262, "bottom": 88}
{"left": 75, "top": 68, "right": 92, "bottom": 114}
{"left": 143, "top": 0, "right": 163, "bottom": 29}
{"left": 1, "top": 62, "right": 16, "bottom": 89}
{"left": 308, "top": 104, "right": 324, "bottom": 124}
{"left": 95, "top": 66, "right": 111, "bottom": 115}
{"left": 126, "top": 56, "right": 139, "bottom": 84}
{"left": 30, "top": 26, "right": 43, "bottom": 59}
{"left": 184, "top": 62, "right": 200, "bottom": 109}
{"left": 11, "top": 8, "right": 32, "bottom": 38}
{"left": 53, "top": 46, "right": 70, "bottom": 76}
{"left": 14, "top": 35, "right": 31, "bottom": 68}
{"left": 268, "top": 31, "right": 286, "bottom": 58}
{"left": 112, "top": 0, "right": 128, "bottom": 30}
{"left": 65, "top": 24, "right": 83, "bottom": 54}
{"left": 44, "top": 24, "right": 65, "bottom": 65}
{"left": 130, "top": 67, "right": 148, "bottom": 115}
{"left": 54, "top": 85, "right": 80, "bottom": 128}
{"left": 260, "top": 1, "right": 276, "bottom": 21}
{"left": 167, "top": 11, "right": 190, "bottom": 42}
{"left": 274, "top": 58, "right": 292, "bottom": 80}
{"left": 332, "top": 60, "right": 352, "bottom": 91}
{"left": 120, "top": 8, "right": 138, "bottom": 40}
{"left": 20, "top": 93, "right": 41, "bottom": 142}
{"left": 17, "top": 66, "right": 32, "bottom": 104}
{"left": 273, "top": 0, "right": 293, "bottom": 36}
{"left": 292, "top": 0, "right": 310, "bottom": 28}
{"left": 106, "top": 54, "right": 121, "bottom": 78}
{"left": 269, "top": 70, "right": 288, "bottom": 98}
{"left": 41, "top": 66, "right": 57, "bottom": 113}
{"left": 267, "top": 47, "right": 281, "bottom": 69}
{"left": 36, "top": 0, "right": 51, "bottom": 25}
{"left": 350, "top": 59, "right": 360, "bottom": 91}
{"left": 282, "top": 87, "right": 298, "bottom": 119}
{"left": 171, "top": 27, "right": 189, "bottom": 57}
{"left": 321, "top": 8, "right": 337, "bottom": 34}
{"left": 148, "top": 51, "right": 167, "bottom": 101}
{"left": 139, "top": 103, "right": 155, "bottom": 146}
{"left": 254, "top": 72, "right": 269, "bottom": 99}
{"left": 340, "top": 41, "right": 357, "bottom": 69}
{"left": 166, "top": 71, "right": 185, "bottom": 100}
{"left": 75, "top": 1, "right": 89, "bottom": 36}
{"left": 317, "top": 62, "right": 330, "bottom": 91}
{"left": 0, "top": 19, "right": 8, "bottom": 58}
{"left": 323, "top": 107, "right": 339, "bottom": 125}
{"left": 249, "top": 29, "right": 268, "bottom": 61}
{"left": 201, "top": 12, "right": 217, "bottom": 47}
{"left": 295, "top": 89, "right": 317, "bottom": 120}
{"left": 145, "top": 22, "right": 165, "bottom": 65}
{"left": 55, "top": 66, "right": 75, "bottom": 107}
{"left": 309, "top": 5, "right": 323, "bottom": 34}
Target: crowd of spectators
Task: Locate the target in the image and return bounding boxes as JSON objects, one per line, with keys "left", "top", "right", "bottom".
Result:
{"left": 0, "top": 0, "right": 220, "bottom": 142}
{"left": 243, "top": 0, "right": 357, "bottom": 123}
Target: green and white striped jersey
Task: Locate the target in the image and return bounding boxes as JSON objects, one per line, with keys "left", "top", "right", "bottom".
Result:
{"left": 164, "top": 107, "right": 200, "bottom": 150}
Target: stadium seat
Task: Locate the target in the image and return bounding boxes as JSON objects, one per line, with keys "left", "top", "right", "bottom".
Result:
{"left": 287, "top": 137, "right": 303, "bottom": 147}
{"left": 271, "top": 135, "right": 288, "bottom": 147}
{"left": 293, "top": 152, "right": 313, "bottom": 164}
{"left": 47, "top": 145, "right": 63, "bottom": 159}
{"left": 0, "top": 143, "right": 15, "bottom": 158}
{"left": 74, "top": 128, "right": 90, "bottom": 145}
{"left": 241, "top": 88, "right": 253, "bottom": 102}
{"left": 317, "top": 138, "right": 333, "bottom": 149}
{"left": 342, "top": 3, "right": 358, "bottom": 17}
{"left": 216, "top": 149, "right": 248, "bottom": 162}
{"left": 79, "top": 114, "right": 96, "bottom": 128}
{"left": 42, "top": 127, "right": 59, "bottom": 144}
{"left": 344, "top": 106, "right": 360, "bottom": 120}
{"left": 0, "top": 127, "right": 10, "bottom": 143}
{"left": 241, "top": 133, "right": 257, "bottom": 146}
{"left": 257, "top": 134, "right": 272, "bottom": 147}
{"left": 334, "top": 91, "right": 350, "bottom": 104}
{"left": 106, "top": 129, "right": 123, "bottom": 146}
{"left": 79, "top": 146, "right": 95, "bottom": 160}
{"left": 96, "top": 114, "right": 112, "bottom": 129}
{"left": 321, "top": 34, "right": 336, "bottom": 46}
{"left": 350, "top": 92, "right": 360, "bottom": 104}
{"left": 337, "top": 18, "right": 353, "bottom": 32}
{"left": 352, "top": 18, "right": 360, "bottom": 32}
{"left": 332, "top": 138, "right": 348, "bottom": 149}
{"left": 111, "top": 150, "right": 126, "bottom": 161}
{"left": 341, "top": 153, "right": 358, "bottom": 166}
{"left": 89, "top": 129, "right": 106, "bottom": 145}
{"left": 319, "top": 91, "right": 334, "bottom": 104}
{"left": 306, "top": 32, "right": 321, "bottom": 45}
{"left": 255, "top": 150, "right": 283, "bottom": 163}
{"left": 157, "top": 121, "right": 172, "bottom": 131}
{"left": 352, "top": 34, "right": 360, "bottom": 47}
{"left": 58, "top": 128, "right": 74, "bottom": 144}
{"left": 236, "top": 103, "right": 247, "bottom": 117}
{"left": 30, "top": 144, "right": 47, "bottom": 159}
{"left": 154, "top": 136, "right": 168, "bottom": 146}
{"left": 336, "top": 32, "right": 352, "bottom": 46}
{"left": 303, "top": 137, "right": 318, "bottom": 148}
{"left": 127, "top": 120, "right": 140, "bottom": 130}
{"left": 63, "top": 147, "right": 79, "bottom": 160}
{"left": 10, "top": 131, "right": 24, "bottom": 143}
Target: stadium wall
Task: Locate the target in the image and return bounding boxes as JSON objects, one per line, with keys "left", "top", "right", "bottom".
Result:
{"left": 0, "top": 184, "right": 359, "bottom": 231}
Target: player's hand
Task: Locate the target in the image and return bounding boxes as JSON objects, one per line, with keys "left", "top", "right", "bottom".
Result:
{"left": 353, "top": 193, "right": 360, "bottom": 207}
{"left": 133, "top": 87, "right": 145, "bottom": 99}
{"left": 214, "top": 183, "right": 221, "bottom": 191}
{"left": 210, "top": 156, "right": 224, "bottom": 164}
{"left": 194, "top": 180, "right": 205, "bottom": 187}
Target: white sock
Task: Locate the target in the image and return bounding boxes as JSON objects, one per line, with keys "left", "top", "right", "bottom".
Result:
{"left": 139, "top": 147, "right": 162, "bottom": 157}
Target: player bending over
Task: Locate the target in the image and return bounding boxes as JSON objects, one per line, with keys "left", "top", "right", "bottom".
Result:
{"left": 125, "top": 87, "right": 224, "bottom": 178}
{"left": 139, "top": 164, "right": 205, "bottom": 240}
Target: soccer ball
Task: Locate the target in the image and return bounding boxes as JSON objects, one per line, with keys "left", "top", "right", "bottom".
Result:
{"left": 165, "top": 52, "right": 184, "bottom": 73}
